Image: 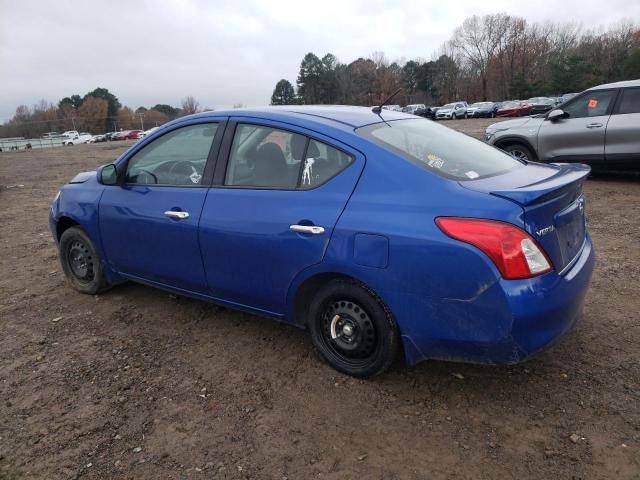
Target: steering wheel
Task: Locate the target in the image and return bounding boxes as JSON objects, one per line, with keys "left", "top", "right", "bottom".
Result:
{"left": 133, "top": 169, "right": 158, "bottom": 184}
{"left": 169, "top": 160, "right": 201, "bottom": 184}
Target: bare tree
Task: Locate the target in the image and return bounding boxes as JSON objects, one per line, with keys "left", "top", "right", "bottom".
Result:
{"left": 181, "top": 96, "right": 201, "bottom": 116}
{"left": 453, "top": 14, "right": 509, "bottom": 100}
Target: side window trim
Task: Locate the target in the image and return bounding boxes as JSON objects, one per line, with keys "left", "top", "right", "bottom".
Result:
{"left": 212, "top": 119, "right": 356, "bottom": 191}
{"left": 118, "top": 119, "right": 227, "bottom": 187}
{"left": 295, "top": 138, "right": 310, "bottom": 189}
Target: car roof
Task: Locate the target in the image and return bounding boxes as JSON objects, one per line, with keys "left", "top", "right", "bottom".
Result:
{"left": 590, "top": 79, "right": 640, "bottom": 90}
{"left": 184, "top": 105, "right": 412, "bottom": 130}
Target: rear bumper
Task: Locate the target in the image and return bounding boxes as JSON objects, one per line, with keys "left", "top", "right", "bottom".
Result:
{"left": 402, "top": 234, "right": 595, "bottom": 365}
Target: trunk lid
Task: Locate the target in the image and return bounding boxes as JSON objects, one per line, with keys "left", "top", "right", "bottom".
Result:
{"left": 461, "top": 162, "right": 590, "bottom": 273}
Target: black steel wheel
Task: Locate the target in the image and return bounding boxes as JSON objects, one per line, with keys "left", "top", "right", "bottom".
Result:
{"left": 59, "top": 226, "right": 110, "bottom": 294}
{"left": 308, "top": 279, "right": 399, "bottom": 378}
{"left": 67, "top": 239, "right": 95, "bottom": 283}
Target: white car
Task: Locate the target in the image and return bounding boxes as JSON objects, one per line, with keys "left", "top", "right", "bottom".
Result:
{"left": 139, "top": 126, "right": 160, "bottom": 138}
{"left": 402, "top": 104, "right": 426, "bottom": 115}
{"left": 62, "top": 132, "right": 93, "bottom": 145}
{"left": 435, "top": 102, "right": 468, "bottom": 120}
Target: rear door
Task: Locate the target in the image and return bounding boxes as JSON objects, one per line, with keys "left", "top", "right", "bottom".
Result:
{"left": 198, "top": 119, "right": 364, "bottom": 316}
{"left": 99, "top": 120, "right": 225, "bottom": 294}
{"left": 605, "top": 86, "right": 640, "bottom": 170}
{"left": 537, "top": 89, "right": 617, "bottom": 163}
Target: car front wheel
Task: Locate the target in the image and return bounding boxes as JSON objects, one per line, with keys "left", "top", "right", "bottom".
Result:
{"left": 308, "top": 279, "right": 399, "bottom": 378}
{"left": 59, "top": 226, "right": 110, "bottom": 294}
{"left": 503, "top": 144, "right": 535, "bottom": 162}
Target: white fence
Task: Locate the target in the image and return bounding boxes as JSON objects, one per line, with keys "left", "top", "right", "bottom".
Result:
{"left": 0, "top": 137, "right": 68, "bottom": 151}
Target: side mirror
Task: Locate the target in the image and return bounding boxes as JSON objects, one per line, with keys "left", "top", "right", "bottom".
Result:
{"left": 98, "top": 164, "right": 118, "bottom": 185}
{"left": 547, "top": 109, "right": 567, "bottom": 122}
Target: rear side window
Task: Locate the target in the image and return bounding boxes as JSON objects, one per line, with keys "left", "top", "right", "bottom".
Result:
{"left": 563, "top": 90, "right": 615, "bottom": 118}
{"left": 299, "top": 139, "right": 353, "bottom": 189}
{"left": 616, "top": 88, "right": 640, "bottom": 114}
{"left": 225, "top": 124, "right": 353, "bottom": 189}
{"left": 357, "top": 119, "right": 523, "bottom": 181}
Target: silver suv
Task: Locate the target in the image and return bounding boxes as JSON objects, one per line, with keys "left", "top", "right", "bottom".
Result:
{"left": 485, "top": 79, "right": 640, "bottom": 172}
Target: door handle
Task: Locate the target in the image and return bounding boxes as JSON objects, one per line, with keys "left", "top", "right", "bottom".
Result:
{"left": 164, "top": 210, "right": 189, "bottom": 219}
{"left": 586, "top": 123, "right": 603, "bottom": 129}
{"left": 290, "top": 224, "right": 325, "bottom": 235}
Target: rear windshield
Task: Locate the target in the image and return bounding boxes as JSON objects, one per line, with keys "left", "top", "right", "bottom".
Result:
{"left": 357, "top": 119, "right": 524, "bottom": 181}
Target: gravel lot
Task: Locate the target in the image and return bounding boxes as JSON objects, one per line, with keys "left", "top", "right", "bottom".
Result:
{"left": 1, "top": 118, "right": 638, "bottom": 479}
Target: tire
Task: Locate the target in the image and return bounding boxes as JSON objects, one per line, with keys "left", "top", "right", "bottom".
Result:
{"left": 307, "top": 279, "right": 399, "bottom": 378}
{"left": 502, "top": 144, "right": 535, "bottom": 162}
{"left": 59, "top": 226, "right": 110, "bottom": 294}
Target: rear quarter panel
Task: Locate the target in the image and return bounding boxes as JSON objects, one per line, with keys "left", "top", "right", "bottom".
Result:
{"left": 291, "top": 144, "right": 527, "bottom": 363}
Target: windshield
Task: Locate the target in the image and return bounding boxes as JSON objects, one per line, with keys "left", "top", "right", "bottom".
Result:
{"left": 501, "top": 101, "right": 518, "bottom": 108}
{"left": 441, "top": 103, "right": 455, "bottom": 109}
{"left": 357, "top": 119, "right": 524, "bottom": 181}
{"left": 471, "top": 102, "right": 492, "bottom": 108}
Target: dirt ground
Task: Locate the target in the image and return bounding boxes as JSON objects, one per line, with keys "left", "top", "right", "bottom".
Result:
{"left": 1, "top": 118, "right": 639, "bottom": 479}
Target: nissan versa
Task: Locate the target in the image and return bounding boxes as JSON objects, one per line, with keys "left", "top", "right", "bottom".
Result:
{"left": 50, "top": 106, "right": 595, "bottom": 377}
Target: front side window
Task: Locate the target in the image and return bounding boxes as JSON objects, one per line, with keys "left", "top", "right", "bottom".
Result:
{"left": 358, "top": 119, "right": 524, "bottom": 181}
{"left": 225, "top": 124, "right": 353, "bottom": 189}
{"left": 562, "top": 90, "right": 615, "bottom": 118}
{"left": 616, "top": 87, "right": 640, "bottom": 114}
{"left": 125, "top": 123, "right": 217, "bottom": 185}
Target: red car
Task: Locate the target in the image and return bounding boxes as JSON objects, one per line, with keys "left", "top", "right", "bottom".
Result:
{"left": 122, "top": 130, "right": 143, "bottom": 140}
{"left": 496, "top": 101, "right": 533, "bottom": 117}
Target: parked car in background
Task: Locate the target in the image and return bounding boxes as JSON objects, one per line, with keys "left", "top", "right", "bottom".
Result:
{"left": 140, "top": 127, "right": 160, "bottom": 138}
{"left": 111, "top": 131, "right": 127, "bottom": 141}
{"left": 496, "top": 101, "right": 533, "bottom": 117}
{"left": 89, "top": 134, "right": 106, "bottom": 143}
{"left": 527, "top": 97, "right": 556, "bottom": 114}
{"left": 402, "top": 104, "right": 427, "bottom": 115}
{"left": 549, "top": 97, "right": 563, "bottom": 107}
{"left": 485, "top": 79, "right": 640, "bottom": 172}
{"left": 122, "top": 130, "right": 143, "bottom": 140}
{"left": 63, "top": 132, "right": 93, "bottom": 145}
{"left": 42, "top": 132, "right": 60, "bottom": 139}
{"left": 560, "top": 92, "right": 579, "bottom": 104}
{"left": 435, "top": 102, "right": 468, "bottom": 119}
{"left": 466, "top": 102, "right": 498, "bottom": 118}
{"left": 427, "top": 106, "right": 440, "bottom": 119}
{"left": 382, "top": 105, "right": 402, "bottom": 112}
{"left": 50, "top": 106, "right": 594, "bottom": 378}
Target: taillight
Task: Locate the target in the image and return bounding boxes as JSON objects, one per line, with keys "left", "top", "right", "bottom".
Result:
{"left": 435, "top": 217, "right": 552, "bottom": 280}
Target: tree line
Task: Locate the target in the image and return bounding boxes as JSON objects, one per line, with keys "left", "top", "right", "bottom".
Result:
{"left": 271, "top": 14, "right": 639, "bottom": 106}
{"left": 0, "top": 89, "right": 203, "bottom": 139}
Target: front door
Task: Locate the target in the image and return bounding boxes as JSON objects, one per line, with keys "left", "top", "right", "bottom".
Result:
{"left": 99, "top": 121, "right": 224, "bottom": 294}
{"left": 537, "top": 89, "right": 617, "bottom": 163}
{"left": 198, "top": 120, "right": 364, "bottom": 316}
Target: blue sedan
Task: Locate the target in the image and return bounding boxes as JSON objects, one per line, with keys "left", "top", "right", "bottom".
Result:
{"left": 50, "top": 106, "right": 595, "bottom": 377}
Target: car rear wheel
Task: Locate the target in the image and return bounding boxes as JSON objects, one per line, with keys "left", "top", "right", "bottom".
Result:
{"left": 59, "top": 226, "right": 110, "bottom": 294}
{"left": 503, "top": 144, "right": 535, "bottom": 162}
{"left": 308, "top": 279, "right": 399, "bottom": 378}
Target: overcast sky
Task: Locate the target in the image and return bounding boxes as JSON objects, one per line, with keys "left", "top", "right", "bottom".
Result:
{"left": 1, "top": 0, "right": 638, "bottom": 121}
